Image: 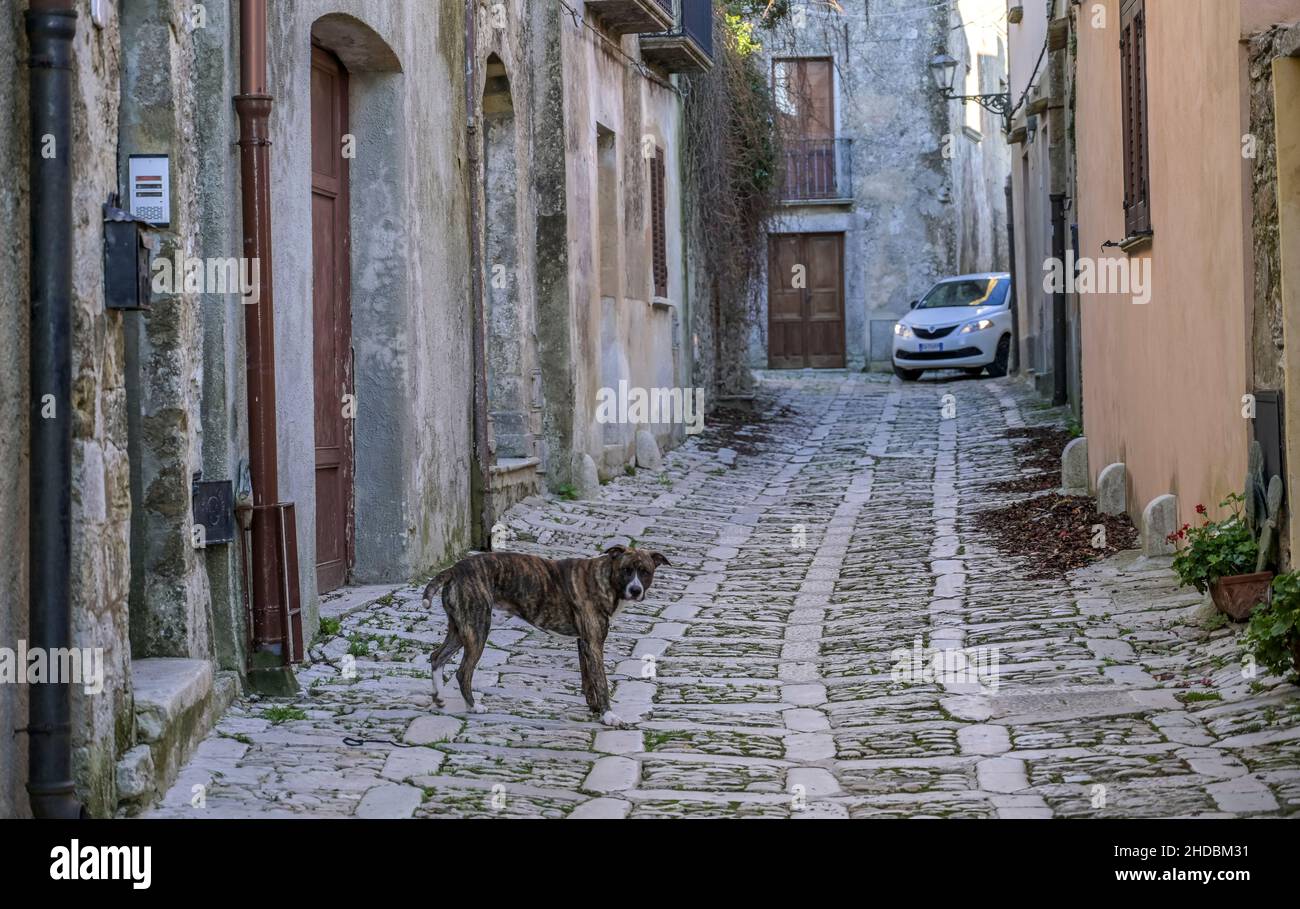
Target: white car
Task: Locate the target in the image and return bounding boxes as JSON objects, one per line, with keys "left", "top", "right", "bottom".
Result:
{"left": 891, "top": 273, "right": 1013, "bottom": 381}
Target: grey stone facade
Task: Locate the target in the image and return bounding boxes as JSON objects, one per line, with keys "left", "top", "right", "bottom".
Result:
{"left": 750, "top": 0, "right": 1010, "bottom": 373}
{"left": 2, "top": 0, "right": 704, "bottom": 817}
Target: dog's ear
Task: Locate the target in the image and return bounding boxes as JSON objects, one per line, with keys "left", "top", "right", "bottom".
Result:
{"left": 603, "top": 544, "right": 627, "bottom": 558}
{"left": 650, "top": 551, "right": 671, "bottom": 568}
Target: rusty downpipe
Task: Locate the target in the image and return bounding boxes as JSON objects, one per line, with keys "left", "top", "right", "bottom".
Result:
{"left": 234, "top": 0, "right": 287, "bottom": 662}
{"left": 466, "top": 0, "right": 493, "bottom": 548}
{"left": 24, "top": 0, "right": 85, "bottom": 820}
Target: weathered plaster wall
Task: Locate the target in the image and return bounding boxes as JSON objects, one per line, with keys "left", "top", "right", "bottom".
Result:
{"left": 947, "top": 0, "right": 1010, "bottom": 276}
{"left": 477, "top": 0, "right": 544, "bottom": 471}
{"left": 750, "top": 0, "right": 969, "bottom": 371}
{"left": 265, "top": 1, "right": 471, "bottom": 607}
{"left": 1007, "top": 0, "right": 1074, "bottom": 399}
{"left": 561, "top": 4, "right": 687, "bottom": 478}
{"left": 1076, "top": 0, "right": 1252, "bottom": 528}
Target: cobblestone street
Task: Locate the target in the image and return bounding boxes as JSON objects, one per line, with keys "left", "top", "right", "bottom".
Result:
{"left": 148, "top": 373, "right": 1300, "bottom": 819}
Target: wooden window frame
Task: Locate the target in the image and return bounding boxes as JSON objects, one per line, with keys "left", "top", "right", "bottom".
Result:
{"left": 771, "top": 56, "right": 836, "bottom": 140}
{"left": 1120, "top": 0, "right": 1151, "bottom": 237}
{"left": 650, "top": 143, "right": 668, "bottom": 299}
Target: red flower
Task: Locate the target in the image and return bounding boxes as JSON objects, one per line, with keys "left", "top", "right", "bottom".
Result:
{"left": 1195, "top": 504, "right": 1207, "bottom": 515}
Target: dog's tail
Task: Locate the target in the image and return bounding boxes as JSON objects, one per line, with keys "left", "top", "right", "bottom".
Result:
{"left": 421, "top": 566, "right": 456, "bottom": 609}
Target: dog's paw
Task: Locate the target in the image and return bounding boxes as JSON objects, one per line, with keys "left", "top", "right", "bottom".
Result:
{"left": 601, "top": 711, "right": 628, "bottom": 728}
{"left": 470, "top": 702, "right": 487, "bottom": 715}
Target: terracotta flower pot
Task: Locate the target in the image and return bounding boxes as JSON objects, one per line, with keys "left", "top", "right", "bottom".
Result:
{"left": 1210, "top": 571, "right": 1274, "bottom": 621}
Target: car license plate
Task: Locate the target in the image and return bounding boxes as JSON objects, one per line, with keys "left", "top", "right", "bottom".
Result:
{"left": 918, "top": 342, "right": 943, "bottom": 352}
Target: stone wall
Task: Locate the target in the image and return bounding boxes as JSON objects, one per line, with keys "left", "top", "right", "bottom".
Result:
{"left": 1248, "top": 25, "right": 1293, "bottom": 394}
{"left": 749, "top": 0, "right": 1000, "bottom": 371}
{"left": 265, "top": 0, "right": 471, "bottom": 604}
{"left": 559, "top": 6, "right": 689, "bottom": 479}
{"left": 1248, "top": 22, "right": 1300, "bottom": 567}
{"left": 0, "top": 0, "right": 32, "bottom": 820}
{"left": 0, "top": 0, "right": 135, "bottom": 818}
{"left": 947, "top": 0, "right": 1011, "bottom": 276}
{"left": 119, "top": 0, "right": 218, "bottom": 663}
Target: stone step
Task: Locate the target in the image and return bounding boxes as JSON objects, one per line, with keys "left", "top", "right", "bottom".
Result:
{"left": 117, "top": 658, "right": 238, "bottom": 815}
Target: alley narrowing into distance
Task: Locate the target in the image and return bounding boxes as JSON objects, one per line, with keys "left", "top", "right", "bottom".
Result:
{"left": 147, "top": 374, "right": 1300, "bottom": 818}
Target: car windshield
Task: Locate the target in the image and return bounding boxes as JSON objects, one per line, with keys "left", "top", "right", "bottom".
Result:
{"left": 917, "top": 278, "right": 1006, "bottom": 309}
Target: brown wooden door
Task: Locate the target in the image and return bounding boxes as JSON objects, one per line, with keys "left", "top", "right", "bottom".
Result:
{"left": 767, "top": 233, "right": 845, "bottom": 369}
{"left": 764, "top": 234, "right": 847, "bottom": 369}
{"left": 311, "top": 46, "right": 353, "bottom": 593}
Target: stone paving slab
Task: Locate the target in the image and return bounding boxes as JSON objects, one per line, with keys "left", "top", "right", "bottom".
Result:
{"left": 143, "top": 372, "right": 1300, "bottom": 818}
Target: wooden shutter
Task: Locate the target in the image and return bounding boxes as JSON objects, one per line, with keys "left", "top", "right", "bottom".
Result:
{"left": 651, "top": 145, "right": 668, "bottom": 299}
{"left": 1120, "top": 0, "right": 1150, "bottom": 235}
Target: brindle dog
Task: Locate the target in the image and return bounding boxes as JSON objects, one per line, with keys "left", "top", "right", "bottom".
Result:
{"left": 421, "top": 545, "right": 669, "bottom": 726}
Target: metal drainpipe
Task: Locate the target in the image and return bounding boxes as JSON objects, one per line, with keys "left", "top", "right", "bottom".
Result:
{"left": 1050, "top": 192, "right": 1068, "bottom": 406}
{"left": 234, "top": 0, "right": 285, "bottom": 655}
{"left": 465, "top": 0, "right": 492, "bottom": 549}
{"left": 25, "top": 0, "right": 86, "bottom": 819}
{"left": 1005, "top": 176, "right": 1020, "bottom": 376}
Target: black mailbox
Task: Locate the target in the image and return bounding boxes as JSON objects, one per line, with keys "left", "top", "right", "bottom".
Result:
{"left": 104, "top": 201, "right": 158, "bottom": 311}
{"left": 192, "top": 477, "right": 236, "bottom": 546}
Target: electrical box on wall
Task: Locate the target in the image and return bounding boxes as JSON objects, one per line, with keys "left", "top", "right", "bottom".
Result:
{"left": 1253, "top": 390, "right": 1286, "bottom": 490}
{"left": 128, "top": 154, "right": 170, "bottom": 226}
{"left": 103, "top": 200, "right": 158, "bottom": 312}
{"left": 192, "top": 477, "right": 236, "bottom": 546}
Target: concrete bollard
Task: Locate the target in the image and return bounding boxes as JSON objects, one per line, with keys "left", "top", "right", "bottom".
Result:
{"left": 1097, "top": 462, "right": 1127, "bottom": 516}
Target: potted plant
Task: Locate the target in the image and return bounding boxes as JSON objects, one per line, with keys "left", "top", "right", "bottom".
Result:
{"left": 1168, "top": 443, "right": 1284, "bottom": 621}
{"left": 1244, "top": 570, "right": 1300, "bottom": 682}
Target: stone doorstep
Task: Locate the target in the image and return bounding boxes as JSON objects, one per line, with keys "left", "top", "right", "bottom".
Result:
{"left": 490, "top": 457, "right": 542, "bottom": 513}
{"left": 122, "top": 658, "right": 238, "bottom": 814}
{"left": 319, "top": 583, "right": 402, "bottom": 622}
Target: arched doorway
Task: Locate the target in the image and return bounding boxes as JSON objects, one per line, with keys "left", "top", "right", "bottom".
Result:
{"left": 308, "top": 14, "right": 405, "bottom": 586}
{"left": 482, "top": 56, "right": 533, "bottom": 462}
{"left": 478, "top": 53, "right": 542, "bottom": 524}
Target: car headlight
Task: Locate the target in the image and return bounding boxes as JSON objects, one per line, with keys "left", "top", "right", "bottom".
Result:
{"left": 894, "top": 323, "right": 913, "bottom": 339}
{"left": 959, "top": 319, "right": 994, "bottom": 334}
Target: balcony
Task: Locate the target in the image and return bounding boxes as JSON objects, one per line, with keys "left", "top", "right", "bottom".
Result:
{"left": 585, "top": 0, "right": 675, "bottom": 35}
{"left": 640, "top": 0, "right": 714, "bottom": 74}
{"left": 781, "top": 138, "right": 854, "bottom": 204}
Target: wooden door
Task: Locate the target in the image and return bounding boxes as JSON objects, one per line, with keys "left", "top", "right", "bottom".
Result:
{"left": 310, "top": 46, "right": 353, "bottom": 593}
{"left": 767, "top": 233, "right": 845, "bottom": 369}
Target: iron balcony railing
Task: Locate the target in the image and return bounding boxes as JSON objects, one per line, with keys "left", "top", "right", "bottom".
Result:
{"left": 679, "top": 0, "right": 713, "bottom": 59}
{"left": 646, "top": 0, "right": 713, "bottom": 57}
{"left": 652, "top": 0, "right": 672, "bottom": 14}
{"left": 781, "top": 137, "right": 853, "bottom": 202}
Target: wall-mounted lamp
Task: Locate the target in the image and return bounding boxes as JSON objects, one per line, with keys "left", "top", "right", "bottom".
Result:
{"left": 929, "top": 52, "right": 1012, "bottom": 131}
{"left": 1026, "top": 114, "right": 1038, "bottom": 144}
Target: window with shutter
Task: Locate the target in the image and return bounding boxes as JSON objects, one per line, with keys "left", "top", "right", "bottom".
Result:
{"left": 651, "top": 145, "right": 668, "bottom": 299}
{"left": 1120, "top": 0, "right": 1150, "bottom": 236}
